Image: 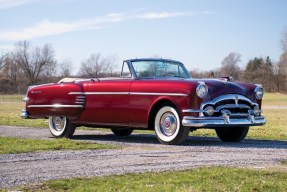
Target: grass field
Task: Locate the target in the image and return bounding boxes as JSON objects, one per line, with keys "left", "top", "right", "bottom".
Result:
{"left": 1, "top": 93, "right": 286, "bottom": 140}
{"left": 15, "top": 167, "right": 287, "bottom": 192}
{"left": 0, "top": 137, "right": 115, "bottom": 154}
{"left": 1, "top": 94, "right": 287, "bottom": 191}
{"left": 262, "top": 92, "right": 287, "bottom": 106}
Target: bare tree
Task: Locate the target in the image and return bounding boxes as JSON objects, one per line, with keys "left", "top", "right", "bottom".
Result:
{"left": 0, "top": 53, "right": 24, "bottom": 93}
{"left": 4, "top": 53, "right": 20, "bottom": 85}
{"left": 104, "top": 55, "right": 119, "bottom": 77}
{"left": 0, "top": 52, "right": 8, "bottom": 71}
{"left": 273, "top": 29, "right": 287, "bottom": 93}
{"left": 277, "top": 53, "right": 287, "bottom": 92}
{"left": 281, "top": 28, "right": 287, "bottom": 53}
{"left": 221, "top": 52, "right": 241, "bottom": 80}
{"left": 78, "top": 53, "right": 118, "bottom": 78}
{"left": 59, "top": 59, "right": 73, "bottom": 77}
{"left": 14, "top": 41, "right": 57, "bottom": 85}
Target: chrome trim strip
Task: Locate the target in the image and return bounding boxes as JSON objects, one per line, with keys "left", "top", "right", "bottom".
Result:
{"left": 69, "top": 92, "right": 187, "bottom": 96}
{"left": 130, "top": 92, "right": 187, "bottom": 96}
{"left": 69, "top": 92, "right": 85, "bottom": 95}
{"left": 69, "top": 92, "right": 129, "bottom": 95}
{"left": 182, "top": 109, "right": 205, "bottom": 113}
{"left": 86, "top": 92, "right": 129, "bottom": 95}
{"left": 27, "top": 104, "right": 83, "bottom": 108}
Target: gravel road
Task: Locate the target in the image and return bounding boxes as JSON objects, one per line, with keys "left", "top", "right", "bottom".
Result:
{"left": 1, "top": 125, "right": 287, "bottom": 189}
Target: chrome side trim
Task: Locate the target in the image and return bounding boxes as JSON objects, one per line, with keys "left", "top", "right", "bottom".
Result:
{"left": 69, "top": 92, "right": 85, "bottom": 95}
{"left": 130, "top": 92, "right": 187, "bottom": 97}
{"left": 69, "top": 92, "right": 129, "bottom": 95}
{"left": 69, "top": 92, "right": 187, "bottom": 97}
{"left": 27, "top": 104, "right": 83, "bottom": 108}
{"left": 75, "top": 95, "right": 86, "bottom": 105}
{"left": 182, "top": 109, "right": 205, "bottom": 113}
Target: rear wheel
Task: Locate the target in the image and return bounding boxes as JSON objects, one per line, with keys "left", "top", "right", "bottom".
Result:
{"left": 111, "top": 128, "right": 133, "bottom": 136}
{"left": 48, "top": 116, "right": 76, "bottom": 138}
{"left": 154, "top": 104, "right": 190, "bottom": 145}
{"left": 215, "top": 126, "right": 249, "bottom": 142}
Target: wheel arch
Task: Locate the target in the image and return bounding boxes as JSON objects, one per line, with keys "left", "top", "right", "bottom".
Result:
{"left": 147, "top": 98, "right": 180, "bottom": 130}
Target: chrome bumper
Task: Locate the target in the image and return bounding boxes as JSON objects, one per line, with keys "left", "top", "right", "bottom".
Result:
{"left": 182, "top": 115, "right": 266, "bottom": 128}
{"left": 20, "top": 110, "right": 29, "bottom": 119}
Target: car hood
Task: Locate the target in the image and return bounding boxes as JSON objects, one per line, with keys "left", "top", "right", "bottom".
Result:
{"left": 189, "top": 78, "right": 257, "bottom": 102}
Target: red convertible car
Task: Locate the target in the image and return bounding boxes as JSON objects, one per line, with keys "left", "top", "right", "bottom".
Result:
{"left": 21, "top": 58, "right": 266, "bottom": 145}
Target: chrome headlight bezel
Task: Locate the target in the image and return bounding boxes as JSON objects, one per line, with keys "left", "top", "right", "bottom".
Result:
{"left": 254, "top": 84, "right": 264, "bottom": 99}
{"left": 196, "top": 82, "right": 208, "bottom": 99}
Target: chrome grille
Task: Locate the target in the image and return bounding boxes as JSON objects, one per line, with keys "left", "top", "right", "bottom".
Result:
{"left": 201, "top": 94, "right": 258, "bottom": 117}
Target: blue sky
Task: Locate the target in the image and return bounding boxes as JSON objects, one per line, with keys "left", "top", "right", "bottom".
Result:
{"left": 0, "top": 0, "right": 286, "bottom": 74}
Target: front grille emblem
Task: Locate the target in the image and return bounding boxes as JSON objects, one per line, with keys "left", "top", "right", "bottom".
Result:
{"left": 234, "top": 95, "right": 239, "bottom": 106}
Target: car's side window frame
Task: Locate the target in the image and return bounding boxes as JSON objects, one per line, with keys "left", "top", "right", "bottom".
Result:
{"left": 120, "top": 61, "right": 132, "bottom": 78}
{"left": 121, "top": 60, "right": 138, "bottom": 79}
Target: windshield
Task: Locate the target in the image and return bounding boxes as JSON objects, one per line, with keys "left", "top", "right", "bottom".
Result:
{"left": 131, "top": 60, "right": 191, "bottom": 79}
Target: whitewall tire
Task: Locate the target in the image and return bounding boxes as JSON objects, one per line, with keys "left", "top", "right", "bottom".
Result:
{"left": 154, "top": 104, "right": 190, "bottom": 145}
{"left": 48, "top": 116, "right": 76, "bottom": 138}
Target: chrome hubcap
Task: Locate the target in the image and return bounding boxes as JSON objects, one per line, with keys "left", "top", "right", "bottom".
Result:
{"left": 52, "top": 117, "right": 66, "bottom": 131}
{"left": 160, "top": 112, "right": 177, "bottom": 136}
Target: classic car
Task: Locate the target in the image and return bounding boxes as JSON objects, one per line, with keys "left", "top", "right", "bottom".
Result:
{"left": 21, "top": 58, "right": 266, "bottom": 145}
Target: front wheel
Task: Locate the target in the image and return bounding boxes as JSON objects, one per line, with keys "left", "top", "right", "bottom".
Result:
{"left": 48, "top": 116, "right": 76, "bottom": 138}
{"left": 215, "top": 126, "right": 249, "bottom": 142}
{"left": 111, "top": 128, "right": 133, "bottom": 136}
{"left": 154, "top": 104, "right": 190, "bottom": 145}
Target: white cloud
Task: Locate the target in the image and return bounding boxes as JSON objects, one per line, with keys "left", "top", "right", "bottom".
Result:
{"left": 138, "top": 11, "right": 216, "bottom": 19}
{"left": 0, "top": 0, "right": 78, "bottom": 9}
{"left": 0, "top": 13, "right": 125, "bottom": 41}
{"left": 0, "top": 0, "right": 34, "bottom": 9}
{"left": 138, "top": 12, "right": 197, "bottom": 19}
{"left": 0, "top": 11, "right": 214, "bottom": 41}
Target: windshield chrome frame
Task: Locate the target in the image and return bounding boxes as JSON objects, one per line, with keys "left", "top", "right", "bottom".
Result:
{"left": 125, "top": 58, "right": 191, "bottom": 80}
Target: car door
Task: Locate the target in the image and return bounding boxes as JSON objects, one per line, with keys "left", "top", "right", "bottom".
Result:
{"left": 79, "top": 62, "right": 133, "bottom": 126}
{"left": 82, "top": 79, "right": 132, "bottom": 125}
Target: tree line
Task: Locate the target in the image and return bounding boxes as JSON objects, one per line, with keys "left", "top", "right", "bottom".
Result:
{"left": 190, "top": 30, "right": 287, "bottom": 93}
{"left": 1, "top": 30, "right": 287, "bottom": 94}
{"left": 0, "top": 41, "right": 118, "bottom": 94}
{"left": 191, "top": 52, "right": 287, "bottom": 93}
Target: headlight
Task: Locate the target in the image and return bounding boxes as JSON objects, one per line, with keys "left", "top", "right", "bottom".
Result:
{"left": 196, "top": 82, "right": 208, "bottom": 99}
{"left": 254, "top": 84, "right": 264, "bottom": 99}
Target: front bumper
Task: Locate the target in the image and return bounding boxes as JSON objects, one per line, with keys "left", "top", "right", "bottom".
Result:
{"left": 20, "top": 110, "right": 29, "bottom": 119}
{"left": 182, "top": 115, "right": 266, "bottom": 128}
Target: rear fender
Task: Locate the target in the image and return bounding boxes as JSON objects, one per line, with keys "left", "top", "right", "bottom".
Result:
{"left": 26, "top": 82, "right": 85, "bottom": 119}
